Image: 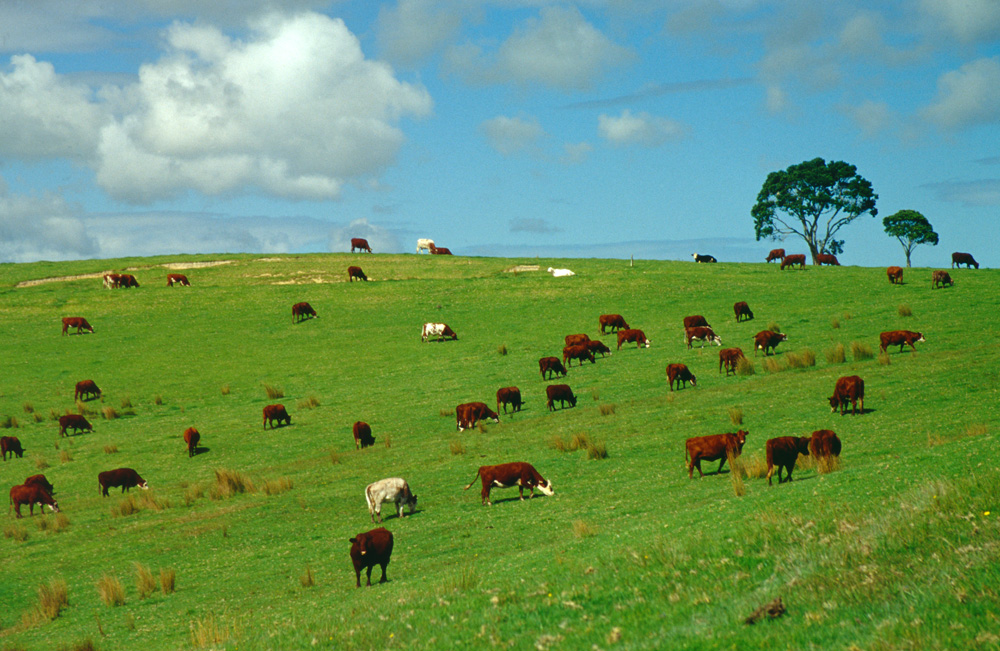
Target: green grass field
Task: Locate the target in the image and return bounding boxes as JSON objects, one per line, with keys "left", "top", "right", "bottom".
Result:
{"left": 1, "top": 253, "right": 998, "bottom": 650}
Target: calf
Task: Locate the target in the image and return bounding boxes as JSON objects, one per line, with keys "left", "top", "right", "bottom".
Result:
{"left": 780, "top": 254, "right": 806, "bottom": 270}
{"left": 75, "top": 379, "right": 101, "bottom": 401}
{"left": 464, "top": 461, "right": 553, "bottom": 506}
{"left": 349, "top": 527, "right": 393, "bottom": 587}
{"left": 166, "top": 273, "right": 190, "bottom": 286}
{"left": 815, "top": 254, "right": 840, "bottom": 266}
{"left": 98, "top": 468, "right": 148, "bottom": 496}
{"left": 9, "top": 484, "right": 59, "bottom": 518}
{"left": 62, "top": 317, "right": 94, "bottom": 335}
{"left": 718, "top": 347, "right": 745, "bottom": 376}
{"left": 365, "top": 478, "right": 417, "bottom": 523}
{"left": 292, "top": 301, "right": 317, "bottom": 323}
{"left": 353, "top": 421, "right": 375, "bottom": 449}
{"left": 765, "top": 248, "right": 786, "bottom": 263}
{"left": 496, "top": 387, "right": 522, "bottom": 415}
{"left": 421, "top": 322, "right": 457, "bottom": 342}
{"left": 809, "top": 429, "right": 842, "bottom": 458}
{"left": 932, "top": 270, "right": 953, "bottom": 289}
{"left": 351, "top": 238, "right": 372, "bottom": 253}
{"left": 886, "top": 266, "right": 903, "bottom": 285}
{"left": 58, "top": 414, "right": 93, "bottom": 437}
{"left": 692, "top": 253, "right": 717, "bottom": 263}
{"left": 879, "top": 330, "right": 924, "bottom": 354}
{"left": 1, "top": 436, "right": 24, "bottom": 460}
{"left": 617, "top": 328, "right": 650, "bottom": 350}
{"left": 951, "top": 252, "right": 978, "bottom": 269}
{"left": 666, "top": 363, "right": 696, "bottom": 391}
{"left": 25, "top": 474, "right": 55, "bottom": 495}
{"left": 183, "top": 427, "right": 200, "bottom": 457}
{"left": 539, "top": 356, "right": 567, "bottom": 379}
{"left": 545, "top": 384, "right": 577, "bottom": 411}
{"left": 564, "top": 333, "right": 590, "bottom": 347}
{"left": 263, "top": 404, "right": 291, "bottom": 429}
{"left": 685, "top": 430, "right": 748, "bottom": 478}
{"left": 753, "top": 330, "right": 787, "bottom": 356}
{"left": 431, "top": 246, "right": 453, "bottom": 255}
{"left": 586, "top": 340, "right": 611, "bottom": 358}
{"left": 829, "top": 375, "right": 865, "bottom": 415}
{"left": 456, "top": 402, "right": 500, "bottom": 431}
{"left": 562, "top": 344, "right": 595, "bottom": 367}
{"left": 599, "top": 314, "right": 629, "bottom": 334}
{"left": 348, "top": 266, "right": 368, "bottom": 282}
{"left": 685, "top": 326, "right": 721, "bottom": 349}
{"left": 683, "top": 315, "right": 709, "bottom": 329}
{"left": 733, "top": 301, "right": 754, "bottom": 322}
{"left": 765, "top": 436, "right": 811, "bottom": 485}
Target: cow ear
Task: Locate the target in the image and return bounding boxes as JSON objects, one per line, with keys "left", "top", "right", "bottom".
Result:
{"left": 349, "top": 537, "right": 357, "bottom": 544}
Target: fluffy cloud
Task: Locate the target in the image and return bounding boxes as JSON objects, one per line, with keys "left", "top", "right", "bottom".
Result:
{"left": 375, "top": 0, "right": 465, "bottom": 66}
{"left": 0, "top": 178, "right": 98, "bottom": 262}
{"left": 328, "top": 218, "right": 401, "bottom": 254}
{"left": 561, "top": 142, "right": 592, "bottom": 165}
{"left": 598, "top": 110, "right": 686, "bottom": 146}
{"left": 841, "top": 100, "right": 896, "bottom": 138}
{"left": 480, "top": 115, "right": 545, "bottom": 155}
{"left": 919, "top": 0, "right": 1000, "bottom": 43}
{"left": 922, "top": 58, "right": 1000, "bottom": 129}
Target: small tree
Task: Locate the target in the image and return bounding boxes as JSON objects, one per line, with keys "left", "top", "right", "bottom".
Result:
{"left": 752, "top": 158, "right": 878, "bottom": 264}
{"left": 882, "top": 210, "right": 938, "bottom": 268}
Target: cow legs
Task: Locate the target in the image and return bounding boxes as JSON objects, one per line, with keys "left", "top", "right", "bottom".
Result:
{"left": 518, "top": 486, "right": 524, "bottom": 500}
{"left": 378, "top": 562, "right": 388, "bottom": 584}
{"left": 365, "top": 566, "right": 373, "bottom": 586}
{"left": 717, "top": 458, "right": 727, "bottom": 475}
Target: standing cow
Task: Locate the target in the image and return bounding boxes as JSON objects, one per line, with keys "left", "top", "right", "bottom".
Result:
{"left": 351, "top": 238, "right": 372, "bottom": 253}
{"left": 75, "top": 380, "right": 101, "bottom": 401}
{"left": 421, "top": 323, "right": 457, "bottom": 342}
{"left": 545, "top": 385, "right": 577, "bottom": 411}
{"left": 353, "top": 421, "right": 376, "bottom": 449}
{"left": 599, "top": 314, "right": 629, "bottom": 334}
{"left": 886, "top": 266, "right": 903, "bottom": 285}
{"left": 464, "top": 462, "right": 553, "bottom": 506}
{"left": 765, "top": 249, "right": 786, "bottom": 263}
{"left": 951, "top": 252, "right": 978, "bottom": 269}
{"left": 349, "top": 527, "right": 394, "bottom": 587}
{"left": 263, "top": 404, "right": 291, "bottom": 429}
{"left": 931, "top": 270, "right": 953, "bottom": 289}
{"left": 692, "top": 253, "right": 717, "bottom": 263}
{"left": 98, "top": 468, "right": 148, "bottom": 496}
{"left": 719, "top": 347, "right": 745, "bottom": 376}
{"left": 781, "top": 254, "right": 806, "bottom": 270}
{"left": 365, "top": 478, "right": 417, "bottom": 523}
{"left": 292, "top": 302, "right": 317, "bottom": 323}
{"left": 617, "top": 329, "right": 650, "bottom": 350}
{"left": 829, "top": 376, "right": 865, "bottom": 415}
{"left": 183, "top": 427, "right": 200, "bottom": 457}
{"left": 685, "top": 431, "right": 748, "bottom": 478}
{"left": 809, "top": 430, "right": 842, "bottom": 458}
{"left": 416, "top": 239, "right": 435, "bottom": 254}
{"left": 733, "top": 301, "right": 754, "bottom": 322}
{"left": 878, "top": 330, "right": 924, "bottom": 354}
{"left": 58, "top": 414, "right": 93, "bottom": 437}
{"left": 685, "top": 326, "right": 721, "bottom": 349}
{"left": 166, "top": 273, "right": 190, "bottom": 286}
{"left": 765, "top": 436, "right": 812, "bottom": 485}
{"left": 496, "top": 387, "right": 522, "bottom": 415}
{"left": 815, "top": 254, "right": 840, "bottom": 266}
{"left": 61, "top": 317, "right": 94, "bottom": 335}
{"left": 683, "top": 315, "right": 710, "bottom": 329}
{"left": 666, "top": 364, "right": 696, "bottom": 391}
{"left": 455, "top": 403, "right": 500, "bottom": 431}
{"left": 348, "top": 266, "right": 368, "bottom": 282}
{"left": 562, "top": 344, "right": 595, "bottom": 367}
{"left": 539, "top": 357, "right": 568, "bottom": 379}
{"left": 753, "top": 330, "right": 787, "bottom": 356}
{"left": 9, "top": 484, "right": 59, "bottom": 517}
{"left": 1, "top": 436, "right": 25, "bottom": 460}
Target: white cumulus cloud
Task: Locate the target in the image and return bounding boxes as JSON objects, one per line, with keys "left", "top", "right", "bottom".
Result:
{"left": 922, "top": 57, "right": 1000, "bottom": 130}
{"left": 328, "top": 218, "right": 401, "bottom": 254}
{"left": 0, "top": 177, "right": 98, "bottom": 262}
{"left": 920, "top": 0, "right": 1000, "bottom": 43}
{"left": 375, "top": 0, "right": 465, "bottom": 66}
{"left": 598, "top": 110, "right": 686, "bottom": 146}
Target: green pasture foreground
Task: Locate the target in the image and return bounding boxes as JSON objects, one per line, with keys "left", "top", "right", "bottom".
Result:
{"left": 0, "top": 253, "right": 998, "bottom": 651}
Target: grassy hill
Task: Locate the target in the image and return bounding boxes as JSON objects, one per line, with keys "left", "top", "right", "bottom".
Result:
{"left": 1, "top": 253, "right": 997, "bottom": 651}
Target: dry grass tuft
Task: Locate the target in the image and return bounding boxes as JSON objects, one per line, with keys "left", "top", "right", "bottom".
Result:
{"left": 75, "top": 401, "right": 94, "bottom": 416}
{"left": 120, "top": 396, "right": 133, "bottom": 409}
{"left": 440, "top": 408, "right": 454, "bottom": 417}
{"left": 898, "top": 304, "right": 913, "bottom": 317}
{"left": 591, "top": 388, "right": 601, "bottom": 401}
{"left": 572, "top": 520, "right": 597, "bottom": 538}
{"left": 766, "top": 322, "right": 781, "bottom": 333}
{"left": 211, "top": 468, "right": 256, "bottom": 500}
{"left": 262, "top": 477, "right": 293, "bottom": 496}
{"left": 878, "top": 351, "right": 891, "bottom": 366}
{"left": 788, "top": 349, "right": 815, "bottom": 368}
{"left": 33, "top": 412, "right": 44, "bottom": 423}
{"left": 599, "top": 403, "right": 616, "bottom": 416}
{"left": 263, "top": 384, "right": 284, "bottom": 399}
{"left": 329, "top": 450, "right": 341, "bottom": 465}
{"left": 160, "top": 568, "right": 176, "bottom": 594}
{"left": 830, "top": 317, "right": 840, "bottom": 329}
{"left": 23, "top": 402, "right": 34, "bottom": 414}
{"left": 762, "top": 357, "right": 782, "bottom": 374}
{"left": 964, "top": 423, "right": 988, "bottom": 438}
{"left": 34, "top": 456, "right": 50, "bottom": 470}
{"left": 549, "top": 435, "right": 566, "bottom": 452}
{"left": 736, "top": 357, "right": 756, "bottom": 376}
{"left": 297, "top": 396, "right": 321, "bottom": 410}
{"left": 569, "top": 433, "right": 590, "bottom": 451}
{"left": 53, "top": 513, "right": 71, "bottom": 532}
{"left": 1, "top": 415, "right": 19, "bottom": 428}
{"left": 153, "top": 395, "right": 163, "bottom": 405}
{"left": 50, "top": 408, "right": 61, "bottom": 421}
{"left": 101, "top": 406, "right": 119, "bottom": 420}
{"left": 384, "top": 434, "right": 393, "bottom": 447}
{"left": 103, "top": 444, "right": 118, "bottom": 454}
{"left": 96, "top": 575, "right": 125, "bottom": 607}
{"left": 727, "top": 451, "right": 746, "bottom": 496}
{"left": 814, "top": 454, "right": 841, "bottom": 475}
{"left": 183, "top": 483, "right": 206, "bottom": 506}
{"left": 449, "top": 440, "right": 465, "bottom": 455}
{"left": 300, "top": 565, "right": 316, "bottom": 588}
{"left": 190, "top": 612, "right": 230, "bottom": 648}
{"left": 111, "top": 496, "right": 142, "bottom": 518}
{"left": 135, "top": 562, "right": 157, "bottom": 599}
{"left": 60, "top": 450, "right": 73, "bottom": 464}
{"left": 21, "top": 578, "right": 69, "bottom": 626}
{"left": 825, "top": 343, "right": 846, "bottom": 364}
{"left": 740, "top": 454, "right": 769, "bottom": 479}
{"left": 851, "top": 341, "right": 874, "bottom": 361}
{"left": 221, "top": 384, "right": 230, "bottom": 396}
{"left": 5, "top": 523, "right": 29, "bottom": 541}
{"left": 497, "top": 344, "right": 508, "bottom": 356}
{"left": 728, "top": 406, "right": 744, "bottom": 426}
{"left": 587, "top": 440, "right": 608, "bottom": 460}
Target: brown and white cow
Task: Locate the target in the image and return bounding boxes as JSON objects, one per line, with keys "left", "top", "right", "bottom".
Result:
{"left": 564, "top": 333, "right": 590, "bottom": 347}
{"left": 718, "top": 347, "right": 745, "bottom": 376}
{"left": 599, "top": 314, "right": 629, "bottom": 334}
{"left": 733, "top": 301, "right": 754, "bottom": 322}
{"left": 765, "top": 248, "right": 786, "bottom": 263}
{"left": 586, "top": 340, "right": 612, "bottom": 358}
{"left": 753, "top": 330, "right": 787, "bottom": 356}
{"left": 815, "top": 254, "right": 840, "bottom": 266}
{"left": 539, "top": 356, "right": 567, "bottom": 379}
{"left": 545, "top": 384, "right": 577, "bottom": 411}
{"left": 166, "top": 273, "right": 190, "bottom": 286}
{"left": 828, "top": 375, "right": 864, "bottom": 415}
{"left": 98, "top": 468, "right": 148, "bottom": 496}
{"left": 183, "top": 427, "right": 200, "bottom": 457}
{"left": 562, "top": 344, "right": 595, "bottom": 367}
{"left": 348, "top": 266, "right": 368, "bottom": 282}
{"left": 685, "top": 326, "right": 720, "bottom": 349}
{"left": 666, "top": 363, "right": 696, "bottom": 391}
{"left": 416, "top": 238, "right": 435, "bottom": 253}
{"left": 496, "top": 387, "right": 522, "bottom": 415}
{"left": 951, "top": 252, "right": 978, "bottom": 269}
{"left": 2, "top": 435, "right": 25, "bottom": 460}
{"left": 808, "top": 429, "right": 842, "bottom": 458}
{"left": 932, "top": 270, "right": 953, "bottom": 289}
{"left": 780, "top": 254, "right": 806, "bottom": 270}
{"left": 685, "top": 430, "right": 748, "bottom": 478}
{"left": 617, "top": 328, "right": 650, "bottom": 350}
{"left": 886, "top": 266, "right": 903, "bottom": 285}
{"left": 464, "top": 462, "right": 553, "bottom": 506}
{"left": 879, "top": 330, "right": 924, "bottom": 354}
{"left": 683, "top": 315, "right": 710, "bottom": 329}
{"left": 102, "top": 273, "right": 121, "bottom": 289}
{"left": 351, "top": 238, "right": 372, "bottom": 253}
{"left": 263, "top": 404, "right": 291, "bottom": 429}
{"left": 75, "top": 379, "right": 101, "bottom": 401}
{"left": 765, "top": 436, "right": 811, "bottom": 485}
{"left": 456, "top": 402, "right": 500, "bottom": 431}
{"left": 9, "top": 484, "right": 58, "bottom": 517}
{"left": 292, "top": 302, "right": 317, "bottom": 323}
{"left": 365, "top": 478, "right": 417, "bottom": 524}
{"left": 353, "top": 421, "right": 376, "bottom": 448}
{"left": 58, "top": 414, "right": 93, "bottom": 437}
{"left": 422, "top": 323, "right": 457, "bottom": 342}
{"left": 349, "top": 527, "right": 393, "bottom": 587}
{"left": 62, "top": 317, "right": 94, "bottom": 335}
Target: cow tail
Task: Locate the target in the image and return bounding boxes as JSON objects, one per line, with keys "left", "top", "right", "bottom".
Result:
{"left": 464, "top": 468, "right": 481, "bottom": 491}
{"left": 364, "top": 485, "right": 373, "bottom": 513}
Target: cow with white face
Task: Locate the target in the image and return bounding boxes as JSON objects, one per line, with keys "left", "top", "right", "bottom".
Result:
{"left": 365, "top": 478, "right": 418, "bottom": 524}
{"left": 421, "top": 322, "right": 457, "bottom": 342}
{"left": 416, "top": 239, "right": 435, "bottom": 254}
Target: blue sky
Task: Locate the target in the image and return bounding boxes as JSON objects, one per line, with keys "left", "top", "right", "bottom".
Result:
{"left": 1, "top": 1, "right": 998, "bottom": 267}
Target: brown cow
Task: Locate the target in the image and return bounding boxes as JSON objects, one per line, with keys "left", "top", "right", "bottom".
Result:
{"left": 1, "top": 436, "right": 24, "bottom": 460}
{"left": 102, "top": 273, "right": 122, "bottom": 289}
{"left": 685, "top": 326, "right": 720, "bottom": 349}
{"left": 829, "top": 375, "right": 865, "bottom": 415}
{"left": 58, "top": 414, "right": 93, "bottom": 436}
{"left": 951, "top": 252, "right": 978, "bottom": 269}
{"left": 496, "top": 387, "right": 522, "bottom": 415}
{"left": 98, "top": 468, "right": 148, "bottom": 496}
{"left": 666, "top": 363, "right": 696, "bottom": 391}
{"left": 562, "top": 344, "right": 595, "bottom": 367}
{"left": 564, "top": 333, "right": 590, "bottom": 347}
{"left": 599, "top": 314, "right": 629, "bottom": 334}
{"left": 166, "top": 273, "right": 190, "bottom": 286}
{"left": 62, "top": 317, "right": 94, "bottom": 335}
{"left": 617, "top": 328, "right": 650, "bottom": 350}
{"left": 545, "top": 384, "right": 577, "bottom": 411}
{"left": 75, "top": 379, "right": 101, "bottom": 401}
{"left": 183, "top": 427, "right": 200, "bottom": 457}
{"left": 464, "top": 462, "right": 553, "bottom": 506}
{"left": 718, "top": 347, "right": 745, "bottom": 376}
{"left": 263, "top": 404, "right": 291, "bottom": 429}
{"left": 932, "top": 270, "right": 953, "bottom": 289}
{"left": 765, "top": 248, "right": 786, "bottom": 263}
{"left": 685, "top": 430, "right": 748, "bottom": 478}
{"left": 353, "top": 421, "right": 375, "bottom": 448}
{"left": 815, "top": 254, "right": 840, "bottom": 266}
{"left": 586, "top": 340, "right": 612, "bottom": 357}
{"left": 809, "top": 429, "right": 842, "bottom": 458}
{"left": 879, "top": 330, "right": 924, "bottom": 354}
{"left": 292, "top": 301, "right": 317, "bottom": 323}
{"left": 430, "top": 246, "right": 453, "bottom": 255}
{"left": 351, "top": 238, "right": 372, "bottom": 253}
{"left": 9, "top": 484, "right": 59, "bottom": 517}
{"left": 733, "top": 301, "right": 754, "bottom": 322}
{"left": 539, "top": 356, "right": 567, "bottom": 379}
{"left": 349, "top": 527, "right": 393, "bottom": 587}
{"left": 456, "top": 402, "right": 500, "bottom": 431}
{"left": 348, "top": 266, "right": 368, "bottom": 282}
{"left": 683, "top": 315, "right": 709, "bottom": 329}
{"left": 765, "top": 436, "right": 811, "bottom": 485}
{"left": 780, "top": 254, "right": 806, "bottom": 270}
{"left": 886, "top": 266, "right": 903, "bottom": 285}
{"left": 25, "top": 474, "right": 55, "bottom": 495}
{"left": 753, "top": 330, "right": 787, "bottom": 356}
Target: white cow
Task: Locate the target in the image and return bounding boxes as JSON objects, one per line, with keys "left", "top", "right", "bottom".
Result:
{"left": 421, "top": 322, "right": 457, "bottom": 342}
{"left": 416, "top": 238, "right": 435, "bottom": 254}
{"left": 547, "top": 267, "right": 576, "bottom": 277}
{"left": 365, "top": 477, "right": 417, "bottom": 523}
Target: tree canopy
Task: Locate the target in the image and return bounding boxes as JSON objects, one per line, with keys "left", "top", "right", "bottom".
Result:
{"left": 883, "top": 209, "right": 938, "bottom": 267}
{"left": 752, "top": 158, "right": 878, "bottom": 264}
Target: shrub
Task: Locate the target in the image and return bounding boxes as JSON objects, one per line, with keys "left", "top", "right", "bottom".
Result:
{"left": 135, "top": 562, "right": 157, "bottom": 599}
{"left": 728, "top": 407, "right": 744, "bottom": 426}
{"left": 599, "top": 403, "right": 616, "bottom": 416}
{"left": 160, "top": 568, "right": 176, "bottom": 594}
{"left": 300, "top": 566, "right": 315, "bottom": 588}
{"left": 825, "top": 343, "right": 846, "bottom": 364}
{"left": 211, "top": 469, "right": 256, "bottom": 500}
{"left": 851, "top": 341, "right": 874, "bottom": 361}
{"left": 104, "top": 445, "right": 118, "bottom": 454}
{"left": 449, "top": 440, "right": 465, "bottom": 455}
{"left": 497, "top": 344, "right": 508, "bottom": 356}
{"left": 96, "top": 575, "right": 125, "bottom": 607}
{"left": 898, "top": 304, "right": 912, "bottom": 317}
{"left": 736, "top": 357, "right": 755, "bottom": 376}
{"left": 263, "top": 477, "right": 293, "bottom": 496}
{"left": 263, "top": 384, "right": 284, "bottom": 399}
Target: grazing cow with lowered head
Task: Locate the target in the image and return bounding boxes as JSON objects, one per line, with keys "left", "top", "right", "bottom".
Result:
{"left": 829, "top": 375, "right": 865, "bottom": 415}
{"left": 465, "top": 462, "right": 553, "bottom": 506}
{"left": 75, "top": 380, "right": 101, "bottom": 401}
{"left": 353, "top": 421, "right": 375, "bottom": 449}
{"left": 456, "top": 402, "right": 500, "bottom": 431}
{"left": 2, "top": 436, "right": 25, "bottom": 460}
{"left": 886, "top": 266, "right": 903, "bottom": 285}
{"left": 563, "top": 344, "right": 595, "bottom": 367}
{"left": 538, "top": 357, "right": 567, "bottom": 379}
{"left": 685, "top": 430, "right": 748, "bottom": 478}
{"left": 121, "top": 273, "right": 139, "bottom": 288}
{"left": 351, "top": 238, "right": 372, "bottom": 253}
{"left": 734, "top": 301, "right": 754, "bottom": 322}
{"left": 59, "top": 414, "right": 92, "bottom": 437}
{"left": 365, "top": 478, "right": 417, "bottom": 524}
{"left": 685, "top": 326, "right": 721, "bottom": 349}
{"left": 809, "top": 430, "right": 842, "bottom": 458}
{"left": 25, "top": 474, "right": 55, "bottom": 495}
{"left": 599, "top": 314, "right": 629, "bottom": 334}
{"left": 667, "top": 363, "right": 696, "bottom": 391}
{"left": 683, "top": 315, "right": 710, "bottom": 329}
{"left": 62, "top": 317, "right": 94, "bottom": 335}
{"left": 102, "top": 273, "right": 121, "bottom": 289}
{"left": 815, "top": 254, "right": 840, "bottom": 266}
{"left": 879, "top": 330, "right": 924, "bottom": 354}
{"left": 766, "top": 248, "right": 786, "bottom": 263}
{"left": 586, "top": 340, "right": 611, "bottom": 357}
{"left": 564, "top": 333, "right": 590, "bottom": 347}
{"left": 496, "top": 387, "right": 522, "bottom": 415}
{"left": 692, "top": 253, "right": 717, "bottom": 263}
{"left": 719, "top": 347, "right": 745, "bottom": 376}
{"left": 766, "top": 436, "right": 811, "bottom": 485}
{"left": 9, "top": 484, "right": 58, "bottom": 518}
{"left": 951, "top": 252, "right": 979, "bottom": 269}
{"left": 416, "top": 238, "right": 435, "bottom": 254}
{"left": 167, "top": 273, "right": 190, "bottom": 286}
{"left": 292, "top": 302, "right": 317, "bottom": 323}
{"left": 348, "top": 266, "right": 368, "bottom": 282}
{"left": 617, "top": 328, "right": 650, "bottom": 350}
{"left": 183, "top": 427, "right": 200, "bottom": 457}
{"left": 263, "top": 404, "right": 291, "bottom": 429}
{"left": 421, "top": 322, "right": 457, "bottom": 342}
{"left": 98, "top": 468, "right": 148, "bottom": 496}
{"left": 781, "top": 254, "right": 806, "bottom": 270}
{"left": 932, "top": 270, "right": 953, "bottom": 289}
{"left": 431, "top": 246, "right": 453, "bottom": 255}
{"left": 349, "top": 527, "right": 393, "bottom": 587}
{"left": 546, "top": 384, "right": 576, "bottom": 411}
{"left": 753, "top": 330, "right": 787, "bottom": 356}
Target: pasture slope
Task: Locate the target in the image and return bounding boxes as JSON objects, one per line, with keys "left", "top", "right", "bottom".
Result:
{"left": 0, "top": 253, "right": 998, "bottom": 651}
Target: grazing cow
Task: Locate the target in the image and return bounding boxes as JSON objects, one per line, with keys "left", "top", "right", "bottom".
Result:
{"left": 599, "top": 314, "right": 629, "bottom": 334}
{"left": 828, "top": 375, "right": 865, "bottom": 415}
{"left": 562, "top": 344, "right": 595, "bottom": 367}
{"left": 539, "top": 356, "right": 568, "bottom": 379}
{"left": 586, "top": 340, "right": 612, "bottom": 358}
{"left": 421, "top": 322, "right": 457, "bottom": 342}
{"left": 617, "top": 328, "right": 651, "bottom": 350}
{"left": 349, "top": 527, "right": 394, "bottom": 587}
{"left": 292, "top": 302, "right": 317, "bottom": 323}
{"left": 353, "top": 421, "right": 375, "bottom": 449}
{"left": 951, "top": 252, "right": 979, "bottom": 269}
{"left": 74, "top": 379, "right": 101, "bottom": 401}
{"left": 685, "top": 326, "right": 721, "bottom": 349}
{"left": 886, "top": 266, "right": 903, "bottom": 285}
{"left": 464, "top": 462, "right": 553, "bottom": 506}
{"left": 692, "top": 253, "right": 717, "bottom": 263}
{"left": 416, "top": 238, "right": 435, "bottom": 254}
{"left": 685, "top": 430, "right": 748, "bottom": 478}
{"left": 2, "top": 436, "right": 25, "bottom": 460}
{"left": 61, "top": 317, "right": 94, "bottom": 335}
{"left": 753, "top": 330, "right": 787, "bottom": 356}
{"left": 263, "top": 404, "right": 291, "bottom": 430}
{"left": 431, "top": 246, "right": 453, "bottom": 255}
{"left": 667, "top": 363, "right": 696, "bottom": 391}
{"left": 58, "top": 414, "right": 93, "bottom": 437}
{"left": 102, "top": 273, "right": 121, "bottom": 289}
{"left": 98, "top": 468, "right": 148, "bottom": 496}
{"left": 809, "top": 430, "right": 842, "bottom": 458}
{"left": 9, "top": 484, "right": 58, "bottom": 518}
{"left": 780, "top": 254, "right": 806, "bottom": 270}
{"left": 734, "top": 301, "right": 754, "bottom": 322}
{"left": 932, "top": 270, "right": 953, "bottom": 289}
{"left": 719, "top": 347, "right": 745, "bottom": 376}
{"left": 547, "top": 267, "right": 575, "bottom": 276}
{"left": 166, "top": 273, "right": 190, "bottom": 286}
{"left": 815, "top": 254, "right": 840, "bottom": 266}
{"left": 564, "top": 333, "right": 590, "bottom": 347}
{"left": 183, "top": 427, "right": 200, "bottom": 457}
{"left": 766, "top": 248, "right": 786, "bottom": 263}
{"left": 879, "top": 330, "right": 925, "bottom": 354}
{"left": 765, "top": 436, "right": 811, "bottom": 485}
{"left": 365, "top": 478, "right": 417, "bottom": 524}
{"left": 351, "top": 238, "right": 372, "bottom": 253}
{"left": 683, "top": 315, "right": 710, "bottom": 329}
{"left": 456, "top": 402, "right": 500, "bottom": 431}
{"left": 25, "top": 474, "right": 55, "bottom": 495}
{"left": 496, "top": 387, "right": 522, "bottom": 415}
{"left": 348, "top": 266, "right": 368, "bottom": 282}
{"left": 545, "top": 384, "right": 577, "bottom": 411}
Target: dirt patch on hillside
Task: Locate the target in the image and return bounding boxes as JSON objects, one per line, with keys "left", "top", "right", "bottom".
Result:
{"left": 160, "top": 261, "right": 234, "bottom": 270}
{"left": 15, "top": 259, "right": 234, "bottom": 288}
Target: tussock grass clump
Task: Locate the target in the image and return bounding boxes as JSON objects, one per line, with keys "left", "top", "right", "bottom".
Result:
{"left": 160, "top": 568, "right": 176, "bottom": 594}
{"left": 851, "top": 341, "right": 874, "bottom": 361}
{"left": 898, "top": 304, "right": 912, "bottom": 317}
{"left": 21, "top": 578, "right": 69, "bottom": 626}
{"left": 727, "top": 451, "right": 746, "bottom": 497}
{"left": 964, "top": 423, "right": 989, "bottom": 437}
{"left": 587, "top": 440, "right": 608, "bottom": 460}
{"left": 736, "top": 356, "right": 755, "bottom": 376}
{"left": 766, "top": 322, "right": 781, "bottom": 333}
{"left": 440, "top": 408, "right": 454, "bottom": 417}
{"left": 825, "top": 343, "right": 846, "bottom": 364}
{"left": 153, "top": 395, "right": 163, "bottom": 405}
{"left": 728, "top": 407, "right": 744, "bottom": 426}
{"left": 5, "top": 523, "right": 28, "bottom": 542}
{"left": 263, "top": 477, "right": 293, "bottom": 496}
{"left": 384, "top": 434, "right": 393, "bottom": 447}
{"left": 762, "top": 357, "right": 783, "bottom": 374}
{"left": 300, "top": 566, "right": 315, "bottom": 588}
{"left": 221, "top": 384, "right": 230, "bottom": 396}
{"left": 572, "top": 520, "right": 597, "bottom": 538}
{"left": 1, "top": 415, "right": 18, "bottom": 428}
{"left": 497, "top": 344, "right": 508, "bottom": 356}
{"left": 599, "top": 403, "right": 616, "bottom": 416}
{"left": 830, "top": 317, "right": 840, "bottom": 329}
{"left": 111, "top": 496, "right": 142, "bottom": 518}
{"left": 135, "top": 562, "right": 157, "bottom": 599}
{"left": 190, "top": 612, "right": 231, "bottom": 648}
{"left": 120, "top": 396, "right": 132, "bottom": 409}
{"left": 53, "top": 513, "right": 71, "bottom": 532}
{"left": 878, "top": 351, "right": 891, "bottom": 366}
{"left": 263, "top": 384, "right": 284, "bottom": 399}
{"left": 75, "top": 402, "right": 94, "bottom": 416}
{"left": 183, "top": 483, "right": 206, "bottom": 506}
{"left": 569, "top": 433, "right": 590, "bottom": 451}
{"left": 551, "top": 433, "right": 607, "bottom": 459}
{"left": 591, "top": 388, "right": 600, "bottom": 401}
{"left": 96, "top": 575, "right": 125, "bottom": 607}
{"left": 814, "top": 454, "right": 841, "bottom": 475}
{"left": 60, "top": 450, "right": 73, "bottom": 463}
{"left": 449, "top": 440, "right": 465, "bottom": 455}
{"left": 211, "top": 469, "right": 256, "bottom": 500}
{"left": 33, "top": 413, "right": 44, "bottom": 423}
{"left": 38, "top": 516, "right": 52, "bottom": 532}
{"left": 549, "top": 435, "right": 566, "bottom": 452}
{"left": 297, "top": 396, "right": 320, "bottom": 410}
{"left": 62, "top": 639, "right": 98, "bottom": 651}
{"left": 50, "top": 408, "right": 61, "bottom": 421}
{"left": 786, "top": 349, "right": 815, "bottom": 368}
{"left": 23, "top": 402, "right": 34, "bottom": 414}
{"left": 443, "top": 564, "right": 478, "bottom": 592}
{"left": 329, "top": 450, "right": 341, "bottom": 465}
{"left": 740, "top": 454, "right": 769, "bottom": 480}
{"left": 103, "top": 445, "right": 118, "bottom": 454}
{"left": 34, "top": 456, "right": 50, "bottom": 470}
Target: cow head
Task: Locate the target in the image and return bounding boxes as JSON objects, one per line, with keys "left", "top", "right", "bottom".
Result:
{"left": 796, "top": 437, "right": 811, "bottom": 455}
{"left": 710, "top": 335, "right": 722, "bottom": 346}
{"left": 406, "top": 494, "right": 418, "bottom": 514}
{"left": 828, "top": 395, "right": 841, "bottom": 412}
{"left": 350, "top": 533, "right": 372, "bottom": 556}
{"left": 735, "top": 430, "right": 748, "bottom": 450}
{"left": 536, "top": 480, "right": 554, "bottom": 496}
{"left": 137, "top": 479, "right": 149, "bottom": 490}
